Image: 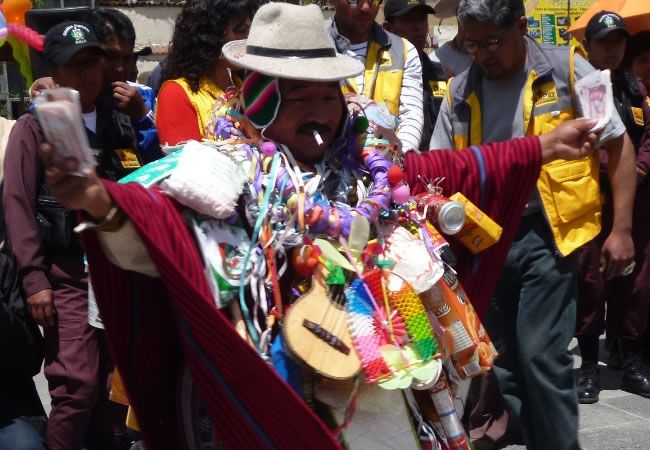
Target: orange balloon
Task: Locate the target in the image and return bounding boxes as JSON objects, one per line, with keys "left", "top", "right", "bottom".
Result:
{"left": 2, "top": 0, "right": 31, "bottom": 25}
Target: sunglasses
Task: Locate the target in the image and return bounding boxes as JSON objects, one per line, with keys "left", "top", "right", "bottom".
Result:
{"left": 346, "top": 0, "right": 383, "bottom": 7}
{"left": 462, "top": 36, "right": 504, "bottom": 54}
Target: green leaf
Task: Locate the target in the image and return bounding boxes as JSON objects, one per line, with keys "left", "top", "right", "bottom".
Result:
{"left": 313, "top": 238, "right": 355, "bottom": 272}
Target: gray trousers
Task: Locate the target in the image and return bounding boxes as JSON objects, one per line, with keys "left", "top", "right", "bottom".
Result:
{"left": 484, "top": 213, "right": 580, "bottom": 450}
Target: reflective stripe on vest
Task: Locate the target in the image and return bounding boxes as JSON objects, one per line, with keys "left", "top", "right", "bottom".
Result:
{"left": 341, "top": 36, "right": 406, "bottom": 115}
{"left": 447, "top": 40, "right": 601, "bottom": 256}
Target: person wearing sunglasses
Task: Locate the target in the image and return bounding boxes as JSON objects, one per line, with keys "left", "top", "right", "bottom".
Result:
{"left": 429, "top": 0, "right": 636, "bottom": 449}
{"left": 328, "top": 0, "right": 425, "bottom": 153}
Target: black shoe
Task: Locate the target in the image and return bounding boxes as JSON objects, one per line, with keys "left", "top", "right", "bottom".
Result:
{"left": 621, "top": 354, "right": 650, "bottom": 398}
{"left": 577, "top": 361, "right": 600, "bottom": 404}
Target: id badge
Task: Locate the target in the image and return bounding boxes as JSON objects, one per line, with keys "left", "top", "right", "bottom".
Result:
{"left": 115, "top": 148, "right": 141, "bottom": 169}
{"left": 631, "top": 107, "right": 644, "bottom": 126}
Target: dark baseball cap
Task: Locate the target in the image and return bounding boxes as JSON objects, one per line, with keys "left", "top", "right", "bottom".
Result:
{"left": 384, "top": 0, "right": 435, "bottom": 20}
{"left": 43, "top": 21, "right": 104, "bottom": 65}
{"left": 134, "top": 46, "right": 152, "bottom": 58}
{"left": 585, "top": 11, "right": 629, "bottom": 42}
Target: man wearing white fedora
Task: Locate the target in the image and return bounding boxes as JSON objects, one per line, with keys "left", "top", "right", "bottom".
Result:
{"left": 39, "top": 3, "right": 603, "bottom": 449}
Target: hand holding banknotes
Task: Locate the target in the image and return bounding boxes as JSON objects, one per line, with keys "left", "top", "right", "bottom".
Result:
{"left": 538, "top": 118, "right": 600, "bottom": 164}
{"left": 576, "top": 69, "right": 614, "bottom": 132}
{"left": 601, "top": 229, "right": 635, "bottom": 280}
{"left": 40, "top": 142, "right": 114, "bottom": 221}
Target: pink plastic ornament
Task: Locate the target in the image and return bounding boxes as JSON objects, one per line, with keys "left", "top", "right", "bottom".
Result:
{"left": 391, "top": 183, "right": 411, "bottom": 205}
{"left": 8, "top": 23, "right": 43, "bottom": 51}
{"left": 260, "top": 141, "right": 277, "bottom": 156}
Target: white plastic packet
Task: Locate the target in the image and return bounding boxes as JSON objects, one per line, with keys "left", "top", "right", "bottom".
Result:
{"left": 33, "top": 88, "right": 95, "bottom": 175}
{"left": 162, "top": 140, "right": 248, "bottom": 219}
{"left": 575, "top": 69, "right": 613, "bottom": 132}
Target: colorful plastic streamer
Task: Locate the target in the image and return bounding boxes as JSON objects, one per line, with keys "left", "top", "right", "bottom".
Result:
{"left": 0, "top": 0, "right": 46, "bottom": 86}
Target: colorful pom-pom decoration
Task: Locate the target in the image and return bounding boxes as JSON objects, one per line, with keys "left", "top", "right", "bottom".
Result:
{"left": 387, "top": 165, "right": 404, "bottom": 186}
{"left": 260, "top": 141, "right": 277, "bottom": 157}
{"left": 354, "top": 116, "right": 370, "bottom": 133}
{"left": 391, "top": 183, "right": 411, "bottom": 205}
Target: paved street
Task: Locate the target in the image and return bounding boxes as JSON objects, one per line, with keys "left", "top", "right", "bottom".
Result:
{"left": 504, "top": 337, "right": 650, "bottom": 450}
{"left": 34, "top": 337, "right": 650, "bottom": 449}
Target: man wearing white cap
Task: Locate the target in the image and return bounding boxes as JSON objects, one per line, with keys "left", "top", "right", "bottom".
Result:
{"left": 39, "top": 4, "right": 602, "bottom": 449}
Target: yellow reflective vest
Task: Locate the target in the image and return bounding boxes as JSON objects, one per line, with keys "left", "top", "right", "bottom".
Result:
{"left": 157, "top": 76, "right": 227, "bottom": 139}
{"left": 330, "top": 23, "right": 407, "bottom": 116}
{"left": 445, "top": 37, "right": 600, "bottom": 256}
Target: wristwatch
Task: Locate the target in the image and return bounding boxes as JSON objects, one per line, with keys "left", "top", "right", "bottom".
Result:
{"left": 74, "top": 205, "right": 126, "bottom": 233}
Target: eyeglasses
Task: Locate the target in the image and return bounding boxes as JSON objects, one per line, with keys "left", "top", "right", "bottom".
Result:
{"left": 346, "top": 0, "right": 383, "bottom": 7}
{"left": 462, "top": 36, "right": 504, "bottom": 54}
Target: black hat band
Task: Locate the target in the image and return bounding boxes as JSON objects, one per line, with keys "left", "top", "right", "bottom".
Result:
{"left": 246, "top": 45, "right": 336, "bottom": 59}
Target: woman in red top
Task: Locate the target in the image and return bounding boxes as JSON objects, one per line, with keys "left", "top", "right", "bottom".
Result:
{"left": 155, "top": 0, "right": 258, "bottom": 145}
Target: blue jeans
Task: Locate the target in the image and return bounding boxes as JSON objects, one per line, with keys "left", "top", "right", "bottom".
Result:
{"left": 0, "top": 417, "right": 47, "bottom": 450}
{"left": 484, "top": 214, "right": 580, "bottom": 450}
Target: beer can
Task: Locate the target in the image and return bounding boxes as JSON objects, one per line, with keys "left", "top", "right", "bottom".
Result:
{"left": 428, "top": 375, "right": 470, "bottom": 450}
{"left": 417, "top": 193, "right": 466, "bottom": 235}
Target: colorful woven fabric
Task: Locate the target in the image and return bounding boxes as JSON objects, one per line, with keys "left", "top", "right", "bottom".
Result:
{"left": 83, "top": 181, "right": 341, "bottom": 450}
{"left": 242, "top": 72, "right": 281, "bottom": 129}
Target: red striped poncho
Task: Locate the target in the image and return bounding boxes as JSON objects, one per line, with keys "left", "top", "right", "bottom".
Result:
{"left": 82, "top": 136, "right": 541, "bottom": 449}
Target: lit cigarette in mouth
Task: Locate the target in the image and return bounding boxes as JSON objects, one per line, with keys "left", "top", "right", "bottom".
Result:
{"left": 313, "top": 130, "right": 323, "bottom": 146}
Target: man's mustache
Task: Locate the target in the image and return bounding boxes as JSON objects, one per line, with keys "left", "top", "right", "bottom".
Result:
{"left": 297, "top": 123, "right": 332, "bottom": 135}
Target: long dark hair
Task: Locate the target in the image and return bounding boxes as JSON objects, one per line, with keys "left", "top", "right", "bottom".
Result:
{"left": 164, "top": 0, "right": 259, "bottom": 92}
{"left": 87, "top": 8, "right": 136, "bottom": 45}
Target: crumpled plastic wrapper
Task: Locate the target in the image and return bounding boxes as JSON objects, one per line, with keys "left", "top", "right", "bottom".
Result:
{"left": 162, "top": 140, "right": 247, "bottom": 219}
{"left": 383, "top": 226, "right": 444, "bottom": 293}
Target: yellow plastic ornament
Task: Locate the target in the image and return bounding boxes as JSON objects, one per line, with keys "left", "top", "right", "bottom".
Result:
{"left": 377, "top": 343, "right": 442, "bottom": 390}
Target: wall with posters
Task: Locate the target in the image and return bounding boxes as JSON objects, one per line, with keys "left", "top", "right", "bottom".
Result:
{"left": 525, "top": 0, "right": 596, "bottom": 47}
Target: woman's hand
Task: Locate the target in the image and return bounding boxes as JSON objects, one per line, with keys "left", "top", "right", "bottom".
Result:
{"left": 40, "top": 143, "right": 113, "bottom": 220}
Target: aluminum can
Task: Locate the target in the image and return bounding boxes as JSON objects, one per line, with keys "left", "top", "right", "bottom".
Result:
{"left": 417, "top": 193, "right": 466, "bottom": 235}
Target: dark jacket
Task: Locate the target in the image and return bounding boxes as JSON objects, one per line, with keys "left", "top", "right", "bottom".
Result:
{"left": 2, "top": 105, "right": 142, "bottom": 300}
{"left": 612, "top": 70, "right": 647, "bottom": 152}
{"left": 0, "top": 248, "right": 45, "bottom": 417}
{"left": 600, "top": 71, "right": 650, "bottom": 192}
{"left": 2, "top": 113, "right": 85, "bottom": 298}
{"left": 420, "top": 51, "right": 448, "bottom": 152}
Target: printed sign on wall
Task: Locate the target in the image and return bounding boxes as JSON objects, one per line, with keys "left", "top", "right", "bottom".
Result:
{"left": 525, "top": 0, "right": 596, "bottom": 47}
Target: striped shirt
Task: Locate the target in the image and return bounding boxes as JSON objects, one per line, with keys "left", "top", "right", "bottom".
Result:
{"left": 345, "top": 39, "right": 424, "bottom": 152}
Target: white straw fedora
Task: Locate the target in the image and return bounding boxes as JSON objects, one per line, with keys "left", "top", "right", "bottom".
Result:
{"left": 222, "top": 3, "right": 363, "bottom": 82}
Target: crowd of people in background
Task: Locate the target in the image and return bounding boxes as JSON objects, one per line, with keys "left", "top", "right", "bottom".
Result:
{"left": 0, "top": 0, "right": 648, "bottom": 449}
